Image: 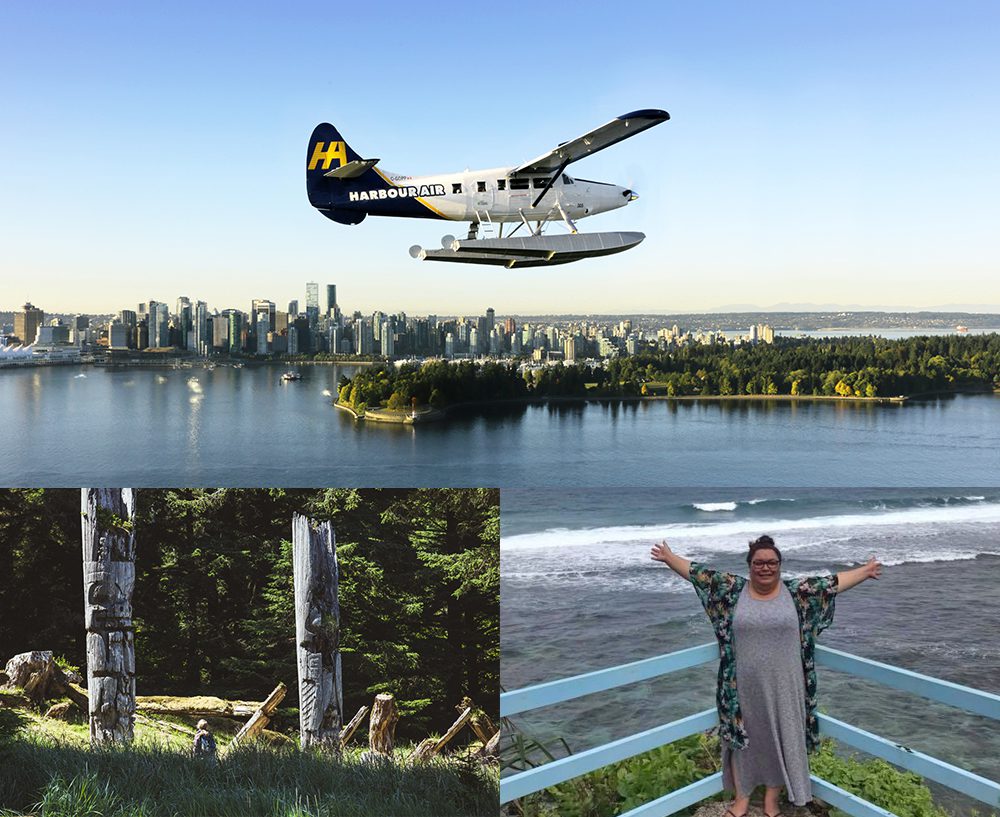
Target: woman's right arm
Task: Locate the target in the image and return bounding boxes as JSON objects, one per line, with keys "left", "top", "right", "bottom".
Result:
{"left": 650, "top": 540, "right": 691, "bottom": 579}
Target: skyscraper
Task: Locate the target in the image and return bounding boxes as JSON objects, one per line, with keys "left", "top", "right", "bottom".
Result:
{"left": 306, "top": 282, "right": 319, "bottom": 328}
{"left": 14, "top": 303, "right": 43, "bottom": 345}
{"left": 251, "top": 299, "right": 276, "bottom": 334}
{"left": 194, "top": 301, "right": 209, "bottom": 355}
{"left": 381, "top": 320, "right": 394, "bottom": 357}
{"left": 326, "top": 284, "right": 337, "bottom": 316}
{"left": 176, "top": 297, "right": 192, "bottom": 349}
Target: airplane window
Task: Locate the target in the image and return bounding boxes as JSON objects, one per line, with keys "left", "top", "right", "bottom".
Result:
{"left": 532, "top": 178, "right": 550, "bottom": 189}
{"left": 477, "top": 181, "right": 486, "bottom": 192}
{"left": 562, "top": 174, "right": 574, "bottom": 185}
{"left": 497, "top": 179, "right": 506, "bottom": 190}
{"left": 509, "top": 178, "right": 529, "bottom": 190}
{"left": 452, "top": 183, "right": 462, "bottom": 194}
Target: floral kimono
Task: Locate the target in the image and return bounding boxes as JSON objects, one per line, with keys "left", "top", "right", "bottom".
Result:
{"left": 688, "top": 561, "right": 838, "bottom": 751}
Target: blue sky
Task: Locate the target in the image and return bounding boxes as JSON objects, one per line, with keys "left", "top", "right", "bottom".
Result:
{"left": 2, "top": 1, "right": 998, "bottom": 315}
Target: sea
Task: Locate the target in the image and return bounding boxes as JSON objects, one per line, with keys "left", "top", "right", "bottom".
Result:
{"left": 500, "top": 489, "right": 1000, "bottom": 815}
{"left": 1, "top": 364, "right": 999, "bottom": 486}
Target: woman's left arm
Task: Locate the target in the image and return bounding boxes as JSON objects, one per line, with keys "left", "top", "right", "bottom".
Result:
{"left": 836, "top": 556, "right": 883, "bottom": 593}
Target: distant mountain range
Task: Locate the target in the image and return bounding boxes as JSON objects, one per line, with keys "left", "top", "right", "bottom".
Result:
{"left": 706, "top": 303, "right": 1000, "bottom": 313}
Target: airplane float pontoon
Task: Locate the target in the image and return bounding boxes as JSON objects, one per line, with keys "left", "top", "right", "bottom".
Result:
{"left": 305, "top": 109, "right": 669, "bottom": 268}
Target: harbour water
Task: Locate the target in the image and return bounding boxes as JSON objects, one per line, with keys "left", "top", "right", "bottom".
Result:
{"left": 500, "top": 489, "right": 1000, "bottom": 814}
{"left": 2, "top": 365, "right": 1000, "bottom": 486}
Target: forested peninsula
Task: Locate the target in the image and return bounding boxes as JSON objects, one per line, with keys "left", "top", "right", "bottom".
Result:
{"left": 336, "top": 335, "right": 1000, "bottom": 418}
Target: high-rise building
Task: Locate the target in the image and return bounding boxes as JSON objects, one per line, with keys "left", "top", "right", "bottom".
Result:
{"left": 228, "top": 311, "right": 245, "bottom": 354}
{"left": 486, "top": 307, "right": 495, "bottom": 330}
{"left": 326, "top": 284, "right": 337, "bottom": 316}
{"left": 193, "top": 301, "right": 209, "bottom": 355}
{"left": 109, "top": 321, "right": 130, "bottom": 349}
{"left": 469, "top": 327, "right": 479, "bottom": 355}
{"left": 176, "top": 297, "right": 192, "bottom": 350}
{"left": 354, "top": 318, "right": 374, "bottom": 355}
{"left": 213, "top": 313, "right": 230, "bottom": 350}
{"left": 14, "top": 303, "right": 43, "bottom": 345}
{"left": 381, "top": 320, "right": 394, "bottom": 357}
{"left": 149, "top": 301, "right": 170, "bottom": 347}
{"left": 251, "top": 299, "right": 276, "bottom": 334}
{"left": 256, "top": 314, "right": 270, "bottom": 355}
{"left": 288, "top": 299, "right": 299, "bottom": 316}
{"left": 444, "top": 332, "right": 455, "bottom": 358}
{"left": 306, "top": 282, "right": 319, "bottom": 327}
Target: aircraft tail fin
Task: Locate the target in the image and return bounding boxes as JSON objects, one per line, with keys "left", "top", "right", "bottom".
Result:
{"left": 306, "top": 123, "right": 379, "bottom": 215}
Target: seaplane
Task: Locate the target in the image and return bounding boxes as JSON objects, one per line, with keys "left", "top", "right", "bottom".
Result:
{"left": 305, "top": 109, "right": 669, "bottom": 268}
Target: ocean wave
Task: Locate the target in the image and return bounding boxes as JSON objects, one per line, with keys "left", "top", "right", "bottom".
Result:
{"left": 693, "top": 502, "right": 737, "bottom": 512}
{"left": 691, "top": 498, "right": 797, "bottom": 512}
{"left": 501, "top": 502, "right": 1000, "bottom": 555}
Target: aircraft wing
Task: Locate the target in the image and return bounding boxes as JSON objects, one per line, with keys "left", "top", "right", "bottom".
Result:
{"left": 511, "top": 109, "right": 669, "bottom": 175}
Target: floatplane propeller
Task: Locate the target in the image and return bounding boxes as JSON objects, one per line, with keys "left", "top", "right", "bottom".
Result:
{"left": 306, "top": 109, "right": 669, "bottom": 268}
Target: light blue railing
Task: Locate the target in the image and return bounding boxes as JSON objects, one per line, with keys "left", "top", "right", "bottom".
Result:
{"left": 501, "top": 642, "right": 1000, "bottom": 817}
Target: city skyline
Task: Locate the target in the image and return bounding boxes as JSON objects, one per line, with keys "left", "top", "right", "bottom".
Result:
{"left": 3, "top": 2, "right": 999, "bottom": 313}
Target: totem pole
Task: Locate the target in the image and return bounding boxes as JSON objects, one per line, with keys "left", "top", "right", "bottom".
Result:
{"left": 81, "top": 488, "right": 137, "bottom": 745}
{"left": 292, "top": 513, "right": 343, "bottom": 749}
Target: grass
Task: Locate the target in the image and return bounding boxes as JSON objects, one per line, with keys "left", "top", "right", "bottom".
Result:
{"left": 0, "top": 710, "right": 498, "bottom": 816}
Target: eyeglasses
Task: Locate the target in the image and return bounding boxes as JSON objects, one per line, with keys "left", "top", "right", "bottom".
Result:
{"left": 751, "top": 560, "right": 780, "bottom": 569}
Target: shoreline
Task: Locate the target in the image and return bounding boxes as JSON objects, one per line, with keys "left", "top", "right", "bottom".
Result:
{"left": 334, "top": 388, "right": 999, "bottom": 425}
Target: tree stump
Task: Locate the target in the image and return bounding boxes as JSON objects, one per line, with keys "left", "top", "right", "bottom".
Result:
{"left": 369, "top": 693, "right": 398, "bottom": 755}
{"left": 292, "top": 514, "right": 343, "bottom": 750}
{"left": 81, "top": 488, "right": 137, "bottom": 746}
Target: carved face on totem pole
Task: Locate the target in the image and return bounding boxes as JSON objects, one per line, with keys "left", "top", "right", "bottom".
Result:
{"left": 84, "top": 563, "right": 134, "bottom": 632}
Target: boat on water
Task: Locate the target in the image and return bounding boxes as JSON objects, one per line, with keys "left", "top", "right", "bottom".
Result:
{"left": 956, "top": 325, "right": 969, "bottom": 333}
{"left": 281, "top": 372, "right": 302, "bottom": 381}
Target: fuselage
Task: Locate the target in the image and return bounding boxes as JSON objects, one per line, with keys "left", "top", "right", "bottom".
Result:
{"left": 340, "top": 166, "right": 633, "bottom": 223}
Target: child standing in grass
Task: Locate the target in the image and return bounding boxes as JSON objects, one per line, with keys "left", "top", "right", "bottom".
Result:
{"left": 193, "top": 719, "right": 217, "bottom": 765}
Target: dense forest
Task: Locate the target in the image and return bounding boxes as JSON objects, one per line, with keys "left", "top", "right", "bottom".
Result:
{"left": 0, "top": 489, "right": 499, "bottom": 737}
{"left": 338, "top": 335, "right": 1000, "bottom": 409}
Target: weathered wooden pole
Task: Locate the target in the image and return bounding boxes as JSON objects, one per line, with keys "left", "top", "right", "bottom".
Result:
{"left": 292, "top": 513, "right": 343, "bottom": 750}
{"left": 81, "top": 488, "right": 137, "bottom": 745}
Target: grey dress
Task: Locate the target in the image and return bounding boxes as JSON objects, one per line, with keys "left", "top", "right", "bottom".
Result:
{"left": 722, "top": 589, "right": 811, "bottom": 805}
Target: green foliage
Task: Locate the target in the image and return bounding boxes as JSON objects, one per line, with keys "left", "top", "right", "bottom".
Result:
{"left": 0, "top": 709, "right": 26, "bottom": 744}
{"left": 337, "top": 335, "right": 1000, "bottom": 406}
{"left": 0, "top": 489, "right": 499, "bottom": 742}
{"left": 0, "top": 732, "right": 498, "bottom": 817}
{"left": 810, "top": 740, "right": 950, "bottom": 817}
{"left": 35, "top": 773, "right": 145, "bottom": 817}
{"left": 518, "top": 734, "right": 721, "bottom": 817}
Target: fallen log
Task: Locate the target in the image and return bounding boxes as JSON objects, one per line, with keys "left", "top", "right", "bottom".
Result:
{"left": 339, "top": 705, "right": 368, "bottom": 747}
{"left": 458, "top": 698, "right": 496, "bottom": 747}
{"left": 408, "top": 706, "right": 472, "bottom": 763}
{"left": 135, "top": 695, "right": 264, "bottom": 718}
{"left": 226, "top": 683, "right": 287, "bottom": 752}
